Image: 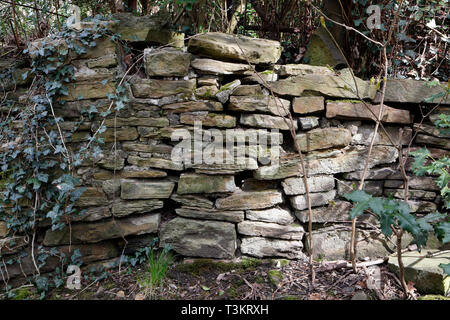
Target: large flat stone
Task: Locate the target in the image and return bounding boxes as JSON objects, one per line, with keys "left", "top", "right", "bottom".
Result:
{"left": 43, "top": 214, "right": 160, "bottom": 245}
{"left": 191, "top": 58, "right": 251, "bottom": 75}
{"left": 240, "top": 114, "right": 296, "bottom": 130}
{"left": 282, "top": 175, "right": 335, "bottom": 195}
{"left": 292, "top": 96, "right": 325, "bottom": 114}
{"left": 240, "top": 237, "right": 305, "bottom": 259}
{"left": 254, "top": 146, "right": 398, "bottom": 180}
{"left": 237, "top": 221, "right": 304, "bottom": 240}
{"left": 290, "top": 190, "right": 336, "bottom": 210}
{"left": 307, "top": 225, "right": 413, "bottom": 260}
{"left": 120, "top": 180, "right": 175, "bottom": 199}
{"left": 378, "top": 79, "right": 450, "bottom": 104}
{"left": 246, "top": 207, "right": 295, "bottom": 225}
{"left": 296, "top": 128, "right": 352, "bottom": 152}
{"left": 180, "top": 112, "right": 236, "bottom": 128}
{"left": 348, "top": 124, "right": 412, "bottom": 146}
{"left": 111, "top": 200, "right": 164, "bottom": 217}
{"left": 175, "top": 207, "right": 244, "bottom": 223}
{"left": 170, "top": 194, "right": 214, "bottom": 209}
{"left": 388, "top": 250, "right": 450, "bottom": 294}
{"left": 229, "top": 96, "right": 290, "bottom": 116}
{"left": 144, "top": 48, "right": 191, "bottom": 76}
{"left": 295, "top": 200, "right": 352, "bottom": 223}
{"left": 177, "top": 173, "right": 236, "bottom": 194}
{"left": 127, "top": 156, "right": 184, "bottom": 171}
{"left": 274, "top": 64, "right": 334, "bottom": 76}
{"left": 326, "top": 101, "right": 411, "bottom": 124}
{"left": 216, "top": 190, "right": 283, "bottom": 210}
{"left": 188, "top": 32, "right": 282, "bottom": 64}
{"left": 160, "top": 217, "right": 236, "bottom": 259}
{"left": 162, "top": 101, "right": 223, "bottom": 113}
{"left": 270, "top": 69, "right": 376, "bottom": 99}
{"left": 131, "top": 78, "right": 196, "bottom": 98}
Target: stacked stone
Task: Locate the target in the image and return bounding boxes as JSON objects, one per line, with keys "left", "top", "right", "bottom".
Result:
{"left": 1, "top": 14, "right": 449, "bottom": 286}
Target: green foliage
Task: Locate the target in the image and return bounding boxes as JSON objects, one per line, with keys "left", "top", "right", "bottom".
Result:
{"left": 137, "top": 241, "right": 174, "bottom": 295}
{"left": 343, "top": 190, "right": 449, "bottom": 275}
{"left": 0, "top": 16, "right": 127, "bottom": 297}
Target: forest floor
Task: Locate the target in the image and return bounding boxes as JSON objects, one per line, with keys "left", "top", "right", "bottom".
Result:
{"left": 34, "top": 257, "right": 411, "bottom": 300}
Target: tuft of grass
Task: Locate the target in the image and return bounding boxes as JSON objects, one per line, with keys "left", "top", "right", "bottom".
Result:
{"left": 137, "top": 245, "right": 174, "bottom": 297}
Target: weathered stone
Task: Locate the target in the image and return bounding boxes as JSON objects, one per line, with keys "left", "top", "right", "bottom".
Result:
{"left": 307, "top": 225, "right": 413, "bottom": 260}
{"left": 337, "top": 180, "right": 383, "bottom": 197}
{"left": 344, "top": 167, "right": 400, "bottom": 180}
{"left": 100, "top": 127, "right": 138, "bottom": 142}
{"left": 415, "top": 134, "right": 450, "bottom": 149}
{"left": 76, "top": 187, "right": 108, "bottom": 207}
{"left": 122, "top": 142, "right": 173, "bottom": 154}
{"left": 290, "top": 190, "right": 336, "bottom": 210}
{"left": 388, "top": 250, "right": 450, "bottom": 294}
{"left": 120, "top": 180, "right": 175, "bottom": 199}
{"left": 62, "top": 81, "right": 116, "bottom": 101}
{"left": 97, "top": 155, "right": 125, "bottom": 171}
{"left": 73, "top": 207, "right": 111, "bottom": 222}
{"left": 232, "top": 84, "right": 263, "bottom": 96}
{"left": 162, "top": 100, "right": 223, "bottom": 113}
{"left": 282, "top": 175, "right": 335, "bottom": 195}
{"left": 246, "top": 207, "right": 295, "bottom": 225}
{"left": 216, "top": 79, "right": 240, "bottom": 103}
{"left": 240, "top": 237, "right": 305, "bottom": 259}
{"left": 102, "top": 179, "right": 121, "bottom": 198}
{"left": 241, "top": 179, "right": 279, "bottom": 191}
{"left": 160, "top": 217, "right": 236, "bottom": 259}
{"left": 237, "top": 221, "right": 304, "bottom": 240}
{"left": 0, "top": 236, "right": 27, "bottom": 255}
{"left": 295, "top": 201, "right": 352, "bottom": 223}
{"left": 104, "top": 117, "right": 169, "bottom": 127}
{"left": 195, "top": 86, "right": 218, "bottom": 98}
{"left": 408, "top": 200, "right": 438, "bottom": 213}
{"left": 298, "top": 117, "right": 319, "bottom": 130}
{"left": 348, "top": 124, "right": 412, "bottom": 146}
{"left": 292, "top": 96, "right": 325, "bottom": 114}
{"left": 240, "top": 114, "right": 296, "bottom": 130}
{"left": 175, "top": 207, "right": 244, "bottom": 223}
{"left": 384, "top": 188, "right": 436, "bottom": 200}
{"left": 384, "top": 176, "right": 439, "bottom": 191}
{"left": 127, "top": 156, "right": 183, "bottom": 171}
{"left": 216, "top": 190, "right": 283, "bottom": 210}
{"left": 144, "top": 48, "right": 191, "bottom": 76}
{"left": 414, "top": 123, "right": 450, "bottom": 139}
{"left": 274, "top": 64, "right": 334, "bottom": 76}
{"left": 0, "top": 222, "right": 8, "bottom": 238}
{"left": 198, "top": 76, "right": 219, "bottom": 87}
{"left": 270, "top": 69, "right": 376, "bottom": 99}
{"left": 131, "top": 78, "right": 196, "bottom": 98}
{"left": 191, "top": 58, "right": 251, "bottom": 75}
{"left": 171, "top": 194, "right": 214, "bottom": 209}
{"left": 188, "top": 32, "right": 282, "bottom": 64}
{"left": 121, "top": 167, "right": 167, "bottom": 179}
{"left": 378, "top": 79, "right": 450, "bottom": 104}
{"left": 296, "top": 128, "right": 352, "bottom": 152}
{"left": 191, "top": 157, "right": 259, "bottom": 174}
{"left": 43, "top": 213, "right": 160, "bottom": 245}
{"left": 429, "top": 107, "right": 450, "bottom": 123}
{"left": 303, "top": 27, "right": 346, "bottom": 67}
{"left": 254, "top": 146, "right": 398, "bottom": 180}
{"left": 87, "top": 54, "right": 117, "bottom": 68}
{"left": 242, "top": 70, "right": 278, "bottom": 84}
{"left": 177, "top": 173, "right": 236, "bottom": 194}
{"left": 229, "top": 96, "right": 290, "bottom": 116}
{"left": 111, "top": 200, "right": 164, "bottom": 217}
{"left": 180, "top": 112, "right": 236, "bottom": 128}
{"left": 73, "top": 66, "right": 113, "bottom": 82}
{"left": 112, "top": 12, "right": 184, "bottom": 46}
{"left": 326, "top": 101, "right": 412, "bottom": 124}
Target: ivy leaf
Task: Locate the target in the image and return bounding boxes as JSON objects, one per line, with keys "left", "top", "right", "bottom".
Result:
{"left": 435, "top": 222, "right": 450, "bottom": 244}
{"left": 439, "top": 263, "right": 450, "bottom": 276}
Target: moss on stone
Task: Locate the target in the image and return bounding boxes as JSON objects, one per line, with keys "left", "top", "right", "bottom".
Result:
{"left": 418, "top": 294, "right": 450, "bottom": 300}
{"left": 174, "top": 257, "right": 263, "bottom": 276}
{"left": 268, "top": 269, "right": 283, "bottom": 286}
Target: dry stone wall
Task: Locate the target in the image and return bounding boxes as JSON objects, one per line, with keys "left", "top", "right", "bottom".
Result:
{"left": 1, "top": 16, "right": 449, "bottom": 284}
